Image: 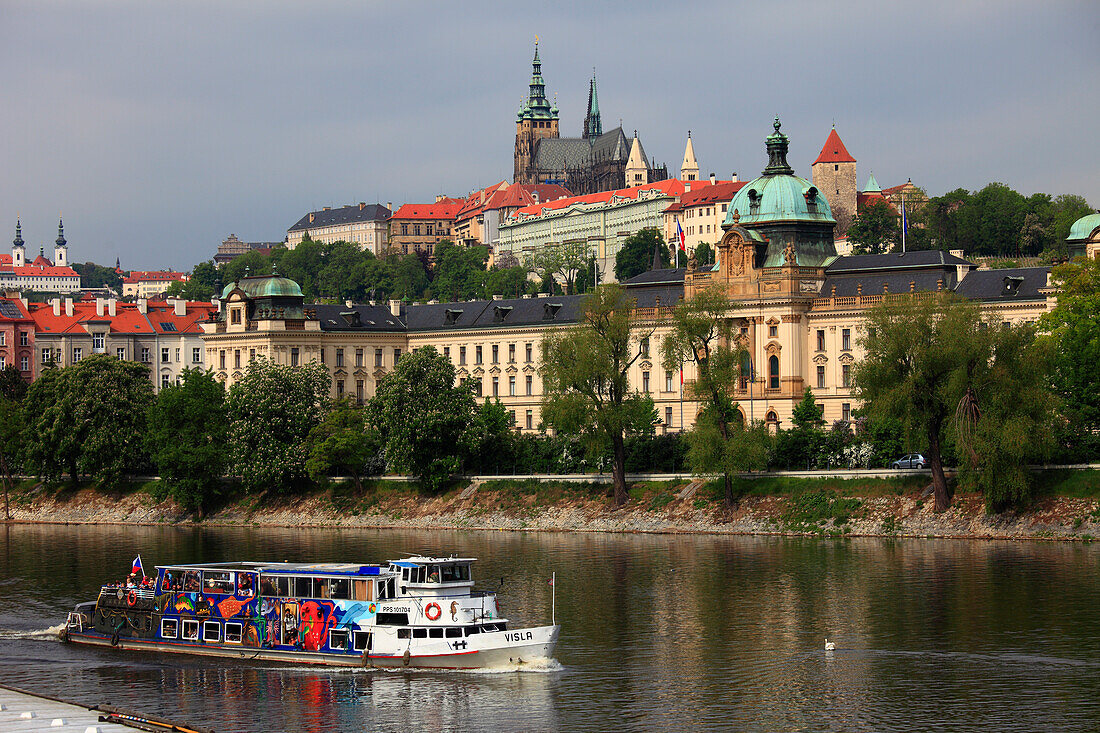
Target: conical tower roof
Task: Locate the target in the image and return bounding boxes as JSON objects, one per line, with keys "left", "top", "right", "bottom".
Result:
{"left": 814, "top": 126, "right": 856, "bottom": 165}
{"left": 626, "top": 133, "right": 646, "bottom": 170}
{"left": 864, "top": 172, "right": 881, "bottom": 193}
{"left": 681, "top": 132, "right": 699, "bottom": 180}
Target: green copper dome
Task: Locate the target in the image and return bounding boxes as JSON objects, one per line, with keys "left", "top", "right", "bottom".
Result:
{"left": 724, "top": 117, "right": 835, "bottom": 228}
{"left": 222, "top": 275, "right": 304, "bottom": 300}
{"left": 1067, "top": 213, "right": 1100, "bottom": 241}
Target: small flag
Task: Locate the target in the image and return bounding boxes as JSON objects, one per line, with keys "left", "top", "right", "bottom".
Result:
{"left": 548, "top": 576, "right": 554, "bottom": 587}
{"left": 901, "top": 200, "right": 908, "bottom": 238}
{"left": 132, "top": 555, "right": 144, "bottom": 576}
{"left": 676, "top": 218, "right": 687, "bottom": 252}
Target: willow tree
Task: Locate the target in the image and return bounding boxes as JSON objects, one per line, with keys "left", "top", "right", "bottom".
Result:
{"left": 661, "top": 284, "right": 765, "bottom": 506}
{"left": 540, "top": 284, "right": 658, "bottom": 505}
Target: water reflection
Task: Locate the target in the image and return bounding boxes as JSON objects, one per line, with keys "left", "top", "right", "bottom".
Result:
{"left": 1, "top": 524, "right": 1099, "bottom": 731}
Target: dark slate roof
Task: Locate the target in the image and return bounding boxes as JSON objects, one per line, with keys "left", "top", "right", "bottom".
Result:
{"left": 404, "top": 300, "right": 491, "bottom": 331}
{"left": 826, "top": 250, "right": 972, "bottom": 273}
{"left": 955, "top": 267, "right": 1050, "bottom": 301}
{"left": 532, "top": 127, "right": 637, "bottom": 172}
{"left": 589, "top": 127, "right": 633, "bottom": 163}
{"left": 821, "top": 271, "right": 955, "bottom": 298}
{"left": 313, "top": 303, "right": 405, "bottom": 331}
{"left": 467, "top": 295, "right": 585, "bottom": 329}
{"left": 288, "top": 204, "right": 391, "bottom": 232}
{"left": 622, "top": 268, "right": 685, "bottom": 286}
{"left": 627, "top": 284, "right": 685, "bottom": 308}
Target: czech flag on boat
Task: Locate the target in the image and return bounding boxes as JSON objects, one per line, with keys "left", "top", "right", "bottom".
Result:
{"left": 132, "top": 555, "right": 144, "bottom": 576}
{"left": 676, "top": 218, "right": 687, "bottom": 252}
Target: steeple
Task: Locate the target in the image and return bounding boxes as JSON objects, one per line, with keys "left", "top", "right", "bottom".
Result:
{"left": 864, "top": 171, "right": 881, "bottom": 193}
{"left": 53, "top": 216, "right": 68, "bottom": 267}
{"left": 56, "top": 217, "right": 66, "bottom": 247}
{"left": 625, "top": 132, "right": 648, "bottom": 187}
{"left": 13, "top": 219, "right": 24, "bottom": 248}
{"left": 680, "top": 131, "right": 699, "bottom": 182}
{"left": 520, "top": 39, "right": 556, "bottom": 121}
{"left": 583, "top": 72, "right": 602, "bottom": 139}
{"left": 763, "top": 116, "right": 794, "bottom": 176}
{"left": 12, "top": 219, "right": 25, "bottom": 268}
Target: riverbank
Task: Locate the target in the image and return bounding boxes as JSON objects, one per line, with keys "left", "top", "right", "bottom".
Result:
{"left": 4, "top": 470, "right": 1100, "bottom": 541}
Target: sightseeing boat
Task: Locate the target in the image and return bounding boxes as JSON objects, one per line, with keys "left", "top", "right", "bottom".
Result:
{"left": 61, "top": 556, "right": 559, "bottom": 669}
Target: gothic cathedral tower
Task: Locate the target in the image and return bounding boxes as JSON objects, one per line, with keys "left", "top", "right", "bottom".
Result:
{"left": 811, "top": 126, "right": 857, "bottom": 235}
{"left": 514, "top": 41, "right": 560, "bottom": 184}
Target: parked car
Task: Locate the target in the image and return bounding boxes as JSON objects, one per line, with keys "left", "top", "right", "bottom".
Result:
{"left": 891, "top": 453, "right": 927, "bottom": 469}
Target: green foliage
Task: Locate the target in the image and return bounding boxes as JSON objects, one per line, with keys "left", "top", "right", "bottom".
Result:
{"left": 366, "top": 346, "right": 475, "bottom": 492}
{"left": 694, "top": 242, "right": 714, "bottom": 267}
{"left": 73, "top": 262, "right": 123, "bottom": 291}
{"left": 166, "top": 261, "right": 219, "bottom": 301}
{"left": 540, "top": 284, "right": 658, "bottom": 504}
{"left": 485, "top": 266, "right": 535, "bottom": 298}
{"left": 780, "top": 490, "right": 863, "bottom": 531}
{"left": 22, "top": 355, "right": 154, "bottom": 486}
{"left": 791, "top": 388, "right": 826, "bottom": 431}
{"left": 391, "top": 254, "right": 430, "bottom": 301}
{"left": 614, "top": 228, "right": 667, "bottom": 282}
{"left": 146, "top": 368, "right": 227, "bottom": 513}
{"left": 225, "top": 358, "right": 331, "bottom": 493}
{"left": 848, "top": 198, "right": 900, "bottom": 254}
{"left": 431, "top": 241, "right": 488, "bottom": 302}
{"left": 463, "top": 398, "right": 516, "bottom": 473}
{"left": 1040, "top": 256, "right": 1100, "bottom": 432}
{"left": 219, "top": 249, "right": 276, "bottom": 285}
{"left": 525, "top": 241, "right": 591, "bottom": 295}
{"left": 0, "top": 366, "right": 27, "bottom": 402}
{"left": 306, "top": 398, "right": 382, "bottom": 490}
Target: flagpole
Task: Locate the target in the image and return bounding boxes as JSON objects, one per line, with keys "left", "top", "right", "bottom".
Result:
{"left": 551, "top": 572, "right": 556, "bottom": 626}
{"left": 901, "top": 194, "right": 907, "bottom": 253}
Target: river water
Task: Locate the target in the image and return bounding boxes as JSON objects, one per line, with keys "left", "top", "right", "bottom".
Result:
{"left": 1, "top": 524, "right": 1099, "bottom": 732}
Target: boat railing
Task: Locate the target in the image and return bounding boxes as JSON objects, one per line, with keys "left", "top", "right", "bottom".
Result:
{"left": 65, "top": 611, "right": 86, "bottom": 632}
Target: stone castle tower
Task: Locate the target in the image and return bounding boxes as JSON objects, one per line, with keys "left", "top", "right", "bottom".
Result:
{"left": 514, "top": 42, "right": 560, "bottom": 184}
{"left": 811, "top": 126, "right": 857, "bottom": 235}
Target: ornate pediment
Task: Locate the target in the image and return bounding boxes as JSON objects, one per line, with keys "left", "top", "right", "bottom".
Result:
{"left": 838, "top": 353, "right": 855, "bottom": 365}
{"left": 472, "top": 367, "right": 485, "bottom": 376}
{"left": 505, "top": 365, "right": 519, "bottom": 374}
{"left": 522, "top": 364, "right": 537, "bottom": 374}
{"left": 639, "top": 360, "right": 653, "bottom": 371}
{"left": 765, "top": 316, "right": 781, "bottom": 326}
{"left": 333, "top": 368, "right": 349, "bottom": 377}
{"left": 488, "top": 366, "right": 501, "bottom": 375}
{"left": 765, "top": 341, "right": 782, "bottom": 355}
{"left": 812, "top": 354, "right": 828, "bottom": 365}
{"left": 372, "top": 369, "right": 387, "bottom": 380}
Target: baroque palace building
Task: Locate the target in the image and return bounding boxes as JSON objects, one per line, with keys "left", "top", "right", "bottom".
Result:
{"left": 200, "top": 120, "right": 1058, "bottom": 432}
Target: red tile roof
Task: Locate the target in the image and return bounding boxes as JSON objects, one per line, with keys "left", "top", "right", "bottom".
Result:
{"left": 391, "top": 199, "right": 464, "bottom": 221}
{"left": 881, "top": 183, "right": 914, "bottom": 196}
{"left": 511, "top": 179, "right": 689, "bottom": 219}
{"left": 0, "top": 298, "right": 34, "bottom": 321}
{"left": 122, "top": 270, "right": 187, "bottom": 284}
{"left": 813, "top": 128, "right": 856, "bottom": 165}
{"left": 27, "top": 300, "right": 214, "bottom": 335}
{"left": 456, "top": 183, "right": 573, "bottom": 223}
{"left": 857, "top": 192, "right": 898, "bottom": 215}
{"left": 13, "top": 264, "right": 79, "bottom": 277}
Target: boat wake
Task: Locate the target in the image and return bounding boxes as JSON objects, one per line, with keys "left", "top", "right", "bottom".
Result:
{"left": 0, "top": 623, "right": 65, "bottom": 640}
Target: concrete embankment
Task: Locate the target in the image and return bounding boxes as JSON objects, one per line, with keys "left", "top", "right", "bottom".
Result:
{"left": 5, "top": 468, "right": 1100, "bottom": 541}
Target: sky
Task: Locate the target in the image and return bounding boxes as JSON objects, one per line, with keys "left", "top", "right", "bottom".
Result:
{"left": 1, "top": 1, "right": 1097, "bottom": 270}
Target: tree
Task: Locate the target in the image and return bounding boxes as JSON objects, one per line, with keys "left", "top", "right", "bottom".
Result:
{"left": 225, "top": 358, "right": 331, "bottom": 493}
{"left": 167, "top": 260, "right": 220, "bottom": 301}
{"left": 540, "top": 284, "right": 658, "bottom": 504}
{"left": 0, "top": 398, "right": 22, "bottom": 520}
{"left": 614, "top": 228, "right": 668, "bottom": 282}
{"left": 146, "top": 368, "right": 227, "bottom": 515}
{"left": 1040, "top": 255, "right": 1100, "bottom": 431}
{"left": 772, "top": 388, "right": 828, "bottom": 470}
{"left": 485, "top": 266, "right": 534, "bottom": 298}
{"left": 73, "top": 262, "right": 123, "bottom": 291}
{"left": 526, "top": 241, "right": 590, "bottom": 295}
{"left": 23, "top": 356, "right": 154, "bottom": 486}
{"left": 391, "top": 254, "right": 430, "bottom": 301}
{"left": 661, "top": 284, "right": 757, "bottom": 505}
{"left": 366, "top": 346, "right": 475, "bottom": 492}
{"left": 854, "top": 294, "right": 988, "bottom": 512}
{"left": 791, "top": 388, "right": 826, "bottom": 431}
{"left": 306, "top": 398, "right": 381, "bottom": 491}
{"left": 277, "top": 237, "right": 325, "bottom": 299}
{"left": 848, "top": 198, "right": 900, "bottom": 254}
{"left": 463, "top": 398, "right": 516, "bottom": 474}
{"left": 220, "top": 249, "right": 275, "bottom": 285}
{"left": 318, "top": 242, "right": 374, "bottom": 301}
{"left": 431, "top": 241, "right": 488, "bottom": 302}
{"left": 694, "top": 242, "right": 714, "bottom": 267}
{"left": 0, "top": 366, "right": 27, "bottom": 401}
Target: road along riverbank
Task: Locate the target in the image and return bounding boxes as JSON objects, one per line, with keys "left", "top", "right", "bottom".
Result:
{"left": 5, "top": 468, "right": 1099, "bottom": 541}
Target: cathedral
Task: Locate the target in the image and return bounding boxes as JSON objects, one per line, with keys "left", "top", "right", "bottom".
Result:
{"left": 513, "top": 43, "right": 667, "bottom": 195}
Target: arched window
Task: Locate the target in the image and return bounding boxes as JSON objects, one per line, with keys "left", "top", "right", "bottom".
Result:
{"left": 768, "top": 355, "right": 780, "bottom": 389}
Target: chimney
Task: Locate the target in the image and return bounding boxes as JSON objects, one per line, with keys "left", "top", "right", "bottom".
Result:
{"left": 108, "top": 299, "right": 117, "bottom": 317}
{"left": 64, "top": 297, "right": 73, "bottom": 316}
{"left": 359, "top": 203, "right": 366, "bottom": 211}
{"left": 436, "top": 195, "right": 444, "bottom": 203}
{"left": 709, "top": 173, "right": 716, "bottom": 185}
{"left": 949, "top": 249, "right": 964, "bottom": 259}
{"left": 387, "top": 202, "right": 393, "bottom": 213}
{"left": 731, "top": 172, "right": 739, "bottom": 183}
{"left": 492, "top": 294, "right": 504, "bottom": 300}
{"left": 389, "top": 299, "right": 401, "bottom": 317}
{"left": 137, "top": 298, "right": 147, "bottom": 314}
{"left": 52, "top": 298, "right": 61, "bottom": 316}
{"left": 345, "top": 299, "right": 354, "bottom": 307}
{"left": 96, "top": 298, "right": 105, "bottom": 316}
{"left": 174, "top": 299, "right": 186, "bottom": 317}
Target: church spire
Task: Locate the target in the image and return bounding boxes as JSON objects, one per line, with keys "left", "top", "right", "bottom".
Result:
{"left": 583, "top": 71, "right": 602, "bottom": 139}
{"left": 56, "top": 217, "right": 67, "bottom": 247}
{"left": 521, "top": 38, "right": 556, "bottom": 121}
{"left": 13, "top": 219, "right": 24, "bottom": 248}
{"left": 762, "top": 116, "right": 794, "bottom": 176}
{"left": 680, "top": 131, "right": 699, "bottom": 181}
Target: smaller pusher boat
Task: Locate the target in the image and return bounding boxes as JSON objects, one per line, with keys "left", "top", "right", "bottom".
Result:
{"left": 62, "top": 556, "right": 559, "bottom": 669}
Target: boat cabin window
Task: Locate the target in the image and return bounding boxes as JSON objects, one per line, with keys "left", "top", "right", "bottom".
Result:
{"left": 353, "top": 579, "right": 371, "bottom": 601}
{"left": 272, "top": 577, "right": 290, "bottom": 597}
{"left": 377, "top": 577, "right": 396, "bottom": 600}
{"left": 224, "top": 622, "right": 243, "bottom": 644}
{"left": 203, "top": 571, "right": 234, "bottom": 595}
{"left": 161, "top": 570, "right": 182, "bottom": 592}
{"left": 353, "top": 631, "right": 371, "bottom": 651}
{"left": 260, "top": 576, "right": 277, "bottom": 596}
{"left": 445, "top": 627, "right": 462, "bottom": 638}
{"left": 202, "top": 621, "right": 221, "bottom": 643}
{"left": 183, "top": 571, "right": 201, "bottom": 592}
{"left": 429, "top": 628, "right": 444, "bottom": 639}
{"left": 440, "top": 564, "right": 471, "bottom": 582}
{"left": 236, "top": 573, "right": 255, "bottom": 597}
{"left": 329, "top": 630, "right": 349, "bottom": 651}
{"left": 328, "top": 578, "right": 351, "bottom": 600}
{"left": 398, "top": 629, "right": 411, "bottom": 639}
{"left": 182, "top": 619, "right": 199, "bottom": 641}
{"left": 294, "top": 577, "right": 313, "bottom": 598}
{"left": 412, "top": 628, "right": 427, "bottom": 639}
{"left": 161, "top": 618, "right": 178, "bottom": 640}
{"left": 375, "top": 612, "right": 409, "bottom": 626}
{"left": 464, "top": 626, "right": 481, "bottom": 636}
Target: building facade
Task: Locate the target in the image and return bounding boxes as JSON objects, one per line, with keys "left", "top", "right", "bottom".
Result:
{"left": 452, "top": 182, "right": 571, "bottom": 252}
{"left": 214, "top": 234, "right": 281, "bottom": 265}
{"left": 287, "top": 203, "right": 392, "bottom": 255}
{"left": 0, "top": 220, "right": 80, "bottom": 293}
{"left": 121, "top": 270, "right": 188, "bottom": 298}
{"left": 663, "top": 179, "right": 745, "bottom": 258}
{"left": 387, "top": 198, "right": 463, "bottom": 258}
{"left": 0, "top": 297, "right": 36, "bottom": 381}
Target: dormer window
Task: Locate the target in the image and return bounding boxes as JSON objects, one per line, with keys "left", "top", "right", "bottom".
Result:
{"left": 230, "top": 308, "right": 242, "bottom": 325}
{"left": 747, "top": 189, "right": 761, "bottom": 215}
{"left": 340, "top": 310, "right": 361, "bottom": 327}
{"left": 1002, "top": 276, "right": 1024, "bottom": 296}
{"left": 445, "top": 308, "right": 463, "bottom": 326}
{"left": 543, "top": 303, "right": 562, "bottom": 320}
{"left": 804, "top": 187, "right": 819, "bottom": 213}
{"left": 493, "top": 305, "right": 513, "bottom": 323}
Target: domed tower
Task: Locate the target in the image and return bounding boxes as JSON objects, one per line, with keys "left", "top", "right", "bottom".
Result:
{"left": 514, "top": 40, "right": 560, "bottom": 184}
{"left": 12, "top": 219, "right": 26, "bottom": 267}
{"left": 54, "top": 217, "right": 68, "bottom": 267}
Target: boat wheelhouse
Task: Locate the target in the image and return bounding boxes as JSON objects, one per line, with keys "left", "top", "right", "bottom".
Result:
{"left": 63, "top": 556, "right": 558, "bottom": 669}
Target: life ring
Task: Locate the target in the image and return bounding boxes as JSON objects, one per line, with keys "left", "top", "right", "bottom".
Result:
{"left": 424, "top": 602, "right": 442, "bottom": 621}
{"left": 127, "top": 590, "right": 137, "bottom": 607}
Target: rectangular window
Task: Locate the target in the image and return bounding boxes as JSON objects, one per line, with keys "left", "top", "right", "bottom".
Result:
{"left": 525, "top": 409, "right": 533, "bottom": 430}
{"left": 508, "top": 410, "right": 516, "bottom": 426}
{"left": 492, "top": 376, "right": 499, "bottom": 397}
{"left": 474, "top": 379, "right": 483, "bottom": 397}
{"left": 393, "top": 348, "right": 401, "bottom": 364}
{"left": 459, "top": 346, "right": 466, "bottom": 365}
{"left": 336, "top": 348, "right": 345, "bottom": 367}
{"left": 356, "top": 380, "right": 364, "bottom": 404}
{"left": 375, "top": 348, "right": 383, "bottom": 367}
{"left": 0, "top": 333, "right": 6, "bottom": 347}
{"left": 443, "top": 346, "right": 450, "bottom": 361}
{"left": 72, "top": 347, "right": 83, "bottom": 363}
{"left": 816, "top": 365, "right": 825, "bottom": 389}
{"left": 842, "top": 328, "right": 851, "bottom": 351}
{"left": 508, "top": 344, "right": 516, "bottom": 363}
{"left": 290, "top": 348, "right": 300, "bottom": 366}
{"left": 219, "top": 350, "right": 225, "bottom": 369}
{"left": 42, "top": 348, "right": 51, "bottom": 364}
{"left": 329, "top": 630, "right": 349, "bottom": 651}
{"left": 491, "top": 344, "right": 499, "bottom": 364}
{"left": 319, "top": 347, "right": 325, "bottom": 365}
{"left": 234, "top": 350, "right": 241, "bottom": 369}
{"left": 93, "top": 333, "right": 105, "bottom": 350}
{"left": 476, "top": 345, "right": 483, "bottom": 364}
{"left": 642, "top": 371, "right": 650, "bottom": 393}
{"left": 142, "top": 347, "right": 151, "bottom": 363}
{"left": 203, "top": 571, "right": 234, "bottom": 594}
{"left": 224, "top": 622, "right": 243, "bottom": 644}
{"left": 842, "top": 403, "right": 851, "bottom": 422}
{"left": 666, "top": 405, "right": 674, "bottom": 428}
{"left": 842, "top": 364, "right": 851, "bottom": 388}
{"left": 525, "top": 343, "right": 533, "bottom": 362}
{"left": 354, "top": 348, "right": 363, "bottom": 367}
{"left": 336, "top": 380, "right": 345, "bottom": 397}
{"left": 526, "top": 375, "right": 533, "bottom": 396}
{"left": 202, "top": 621, "right": 220, "bottom": 643}
{"left": 182, "top": 619, "right": 199, "bottom": 641}
{"left": 192, "top": 347, "right": 200, "bottom": 364}
{"left": 509, "top": 375, "right": 516, "bottom": 396}
{"left": 230, "top": 308, "right": 241, "bottom": 325}
{"left": 175, "top": 348, "right": 181, "bottom": 362}
{"left": 19, "top": 332, "right": 28, "bottom": 347}
{"left": 353, "top": 631, "right": 371, "bottom": 651}
{"left": 20, "top": 356, "right": 28, "bottom": 372}
{"left": 161, "top": 347, "right": 169, "bottom": 363}
{"left": 161, "top": 374, "right": 170, "bottom": 389}
{"left": 160, "top": 618, "right": 178, "bottom": 640}
{"left": 640, "top": 337, "right": 650, "bottom": 358}
{"left": 294, "top": 577, "right": 313, "bottom": 598}
{"left": 769, "top": 324, "right": 778, "bottom": 339}
{"left": 666, "top": 371, "right": 674, "bottom": 392}
{"left": 816, "top": 330, "right": 826, "bottom": 352}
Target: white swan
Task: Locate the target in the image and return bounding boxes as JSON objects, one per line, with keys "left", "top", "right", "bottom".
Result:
{"left": 824, "top": 638, "right": 836, "bottom": 651}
